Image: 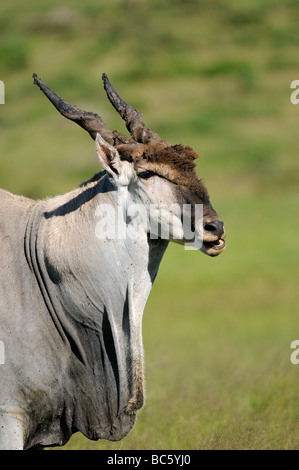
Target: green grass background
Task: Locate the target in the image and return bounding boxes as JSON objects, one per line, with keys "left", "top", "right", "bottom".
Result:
{"left": 0, "top": 0, "right": 298, "bottom": 450}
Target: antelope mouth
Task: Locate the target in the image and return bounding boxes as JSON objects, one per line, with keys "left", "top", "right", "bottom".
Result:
{"left": 202, "top": 238, "right": 226, "bottom": 256}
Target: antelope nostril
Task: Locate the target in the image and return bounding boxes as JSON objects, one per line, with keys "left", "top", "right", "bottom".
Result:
{"left": 204, "top": 220, "right": 224, "bottom": 238}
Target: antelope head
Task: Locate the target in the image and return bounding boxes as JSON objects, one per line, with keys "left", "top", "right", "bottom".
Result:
{"left": 33, "top": 73, "right": 226, "bottom": 256}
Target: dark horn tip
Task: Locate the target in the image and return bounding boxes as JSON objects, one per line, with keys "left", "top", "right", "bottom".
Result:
{"left": 32, "top": 73, "right": 39, "bottom": 84}
{"left": 102, "top": 73, "right": 110, "bottom": 87}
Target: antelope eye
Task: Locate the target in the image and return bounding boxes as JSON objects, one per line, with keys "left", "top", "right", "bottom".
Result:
{"left": 138, "top": 170, "right": 156, "bottom": 179}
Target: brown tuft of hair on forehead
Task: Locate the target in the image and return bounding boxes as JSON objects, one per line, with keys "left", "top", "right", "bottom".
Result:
{"left": 117, "top": 143, "right": 198, "bottom": 168}
{"left": 144, "top": 144, "right": 198, "bottom": 165}
{"left": 145, "top": 144, "right": 200, "bottom": 182}
{"left": 117, "top": 143, "right": 202, "bottom": 188}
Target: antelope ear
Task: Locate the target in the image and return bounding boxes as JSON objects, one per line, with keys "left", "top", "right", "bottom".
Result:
{"left": 95, "top": 133, "right": 121, "bottom": 178}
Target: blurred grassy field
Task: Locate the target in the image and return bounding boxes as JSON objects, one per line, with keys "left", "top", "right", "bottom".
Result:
{"left": 0, "top": 0, "right": 298, "bottom": 450}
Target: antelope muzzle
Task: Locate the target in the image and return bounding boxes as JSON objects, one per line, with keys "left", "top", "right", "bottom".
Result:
{"left": 201, "top": 218, "right": 226, "bottom": 257}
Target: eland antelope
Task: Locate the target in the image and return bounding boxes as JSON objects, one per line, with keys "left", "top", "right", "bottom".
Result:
{"left": 0, "top": 74, "right": 226, "bottom": 449}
